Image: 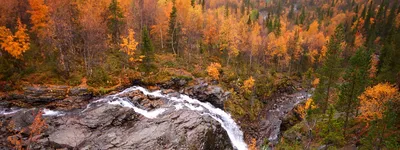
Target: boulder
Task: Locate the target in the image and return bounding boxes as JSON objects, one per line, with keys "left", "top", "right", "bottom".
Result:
{"left": 161, "top": 77, "right": 189, "bottom": 90}
{"left": 182, "top": 79, "right": 230, "bottom": 109}
{"left": 34, "top": 103, "right": 233, "bottom": 149}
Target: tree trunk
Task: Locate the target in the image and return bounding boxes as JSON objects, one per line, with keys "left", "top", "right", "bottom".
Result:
{"left": 171, "top": 28, "right": 177, "bottom": 55}
{"left": 344, "top": 79, "right": 356, "bottom": 137}
{"left": 160, "top": 28, "right": 164, "bottom": 49}
{"left": 377, "top": 121, "right": 386, "bottom": 150}
{"left": 323, "top": 73, "right": 334, "bottom": 114}
{"left": 249, "top": 51, "right": 253, "bottom": 73}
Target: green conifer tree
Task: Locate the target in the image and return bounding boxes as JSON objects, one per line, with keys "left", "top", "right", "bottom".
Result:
{"left": 313, "top": 25, "right": 345, "bottom": 113}
{"left": 107, "top": 0, "right": 125, "bottom": 44}
{"left": 168, "top": 3, "right": 179, "bottom": 55}
{"left": 140, "top": 27, "right": 155, "bottom": 74}
{"left": 337, "top": 47, "right": 371, "bottom": 136}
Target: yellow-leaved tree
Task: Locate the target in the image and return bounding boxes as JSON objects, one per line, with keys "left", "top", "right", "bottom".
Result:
{"left": 250, "top": 23, "right": 261, "bottom": 68}
{"left": 358, "top": 83, "right": 398, "bottom": 121}
{"left": 219, "top": 15, "right": 239, "bottom": 64}
{"left": 0, "top": 18, "right": 30, "bottom": 59}
{"left": 207, "top": 62, "right": 222, "bottom": 80}
{"left": 120, "top": 29, "right": 139, "bottom": 62}
{"left": 242, "top": 76, "right": 255, "bottom": 92}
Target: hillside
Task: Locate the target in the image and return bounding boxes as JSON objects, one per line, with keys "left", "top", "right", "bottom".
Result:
{"left": 0, "top": 0, "right": 400, "bottom": 149}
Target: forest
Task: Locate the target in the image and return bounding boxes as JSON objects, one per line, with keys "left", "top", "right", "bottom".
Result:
{"left": 0, "top": 0, "right": 400, "bottom": 149}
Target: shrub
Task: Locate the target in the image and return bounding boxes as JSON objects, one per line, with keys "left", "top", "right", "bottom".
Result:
{"left": 207, "top": 62, "right": 222, "bottom": 80}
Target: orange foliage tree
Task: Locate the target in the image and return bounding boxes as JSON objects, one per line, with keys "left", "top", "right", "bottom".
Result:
{"left": 0, "top": 18, "right": 30, "bottom": 59}
{"left": 28, "top": 0, "right": 51, "bottom": 39}
{"left": 242, "top": 76, "right": 255, "bottom": 92}
{"left": 358, "top": 83, "right": 399, "bottom": 121}
{"left": 203, "top": 13, "right": 219, "bottom": 47}
{"left": 266, "top": 31, "right": 290, "bottom": 69}
{"left": 207, "top": 62, "right": 222, "bottom": 80}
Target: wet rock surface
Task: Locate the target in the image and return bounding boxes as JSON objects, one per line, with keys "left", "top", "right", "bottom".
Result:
{"left": 258, "top": 90, "right": 310, "bottom": 145}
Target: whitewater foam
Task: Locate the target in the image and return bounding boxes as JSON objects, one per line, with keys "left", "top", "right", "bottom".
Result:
{"left": 108, "top": 97, "right": 167, "bottom": 119}
{"left": 43, "top": 109, "right": 64, "bottom": 116}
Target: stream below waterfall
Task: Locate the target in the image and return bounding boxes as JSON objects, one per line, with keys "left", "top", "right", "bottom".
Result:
{"left": 261, "top": 90, "right": 311, "bottom": 146}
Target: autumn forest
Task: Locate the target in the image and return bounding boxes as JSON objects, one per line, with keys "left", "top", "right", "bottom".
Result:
{"left": 1, "top": 0, "right": 400, "bottom": 149}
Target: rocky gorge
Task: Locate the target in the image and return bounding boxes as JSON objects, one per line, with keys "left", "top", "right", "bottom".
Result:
{"left": 0, "top": 78, "right": 309, "bottom": 149}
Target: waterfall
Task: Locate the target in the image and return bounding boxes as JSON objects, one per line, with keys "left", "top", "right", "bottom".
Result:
{"left": 104, "top": 86, "right": 248, "bottom": 150}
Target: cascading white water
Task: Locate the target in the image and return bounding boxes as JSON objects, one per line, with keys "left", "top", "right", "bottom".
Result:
{"left": 105, "top": 86, "right": 248, "bottom": 150}
{"left": 0, "top": 108, "right": 24, "bottom": 115}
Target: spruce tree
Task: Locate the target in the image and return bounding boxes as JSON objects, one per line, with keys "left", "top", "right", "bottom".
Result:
{"left": 288, "top": 4, "right": 294, "bottom": 19}
{"left": 202, "top": 0, "right": 205, "bottom": 11}
{"left": 364, "top": 1, "right": 374, "bottom": 34}
{"left": 140, "top": 27, "right": 155, "bottom": 74}
{"left": 384, "top": 1, "right": 397, "bottom": 37}
{"left": 299, "top": 7, "right": 306, "bottom": 24}
{"left": 378, "top": 2, "right": 400, "bottom": 83}
{"left": 313, "top": 25, "right": 345, "bottom": 113}
{"left": 337, "top": 47, "right": 371, "bottom": 136}
{"left": 277, "top": 0, "right": 282, "bottom": 15}
{"left": 168, "top": 3, "right": 179, "bottom": 55}
{"left": 191, "top": 0, "right": 195, "bottom": 8}
{"left": 274, "top": 16, "right": 281, "bottom": 36}
{"left": 361, "top": 4, "right": 367, "bottom": 18}
{"left": 378, "top": 33, "right": 400, "bottom": 83}
{"left": 107, "top": 0, "right": 124, "bottom": 44}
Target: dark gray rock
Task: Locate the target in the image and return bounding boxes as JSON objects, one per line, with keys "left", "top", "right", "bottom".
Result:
{"left": 9, "top": 109, "right": 37, "bottom": 132}
{"left": 69, "top": 87, "right": 92, "bottom": 96}
{"left": 17, "top": 85, "right": 93, "bottom": 106}
{"left": 161, "top": 78, "right": 189, "bottom": 90}
{"left": 23, "top": 86, "right": 68, "bottom": 103}
{"left": 182, "top": 79, "right": 230, "bottom": 109}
